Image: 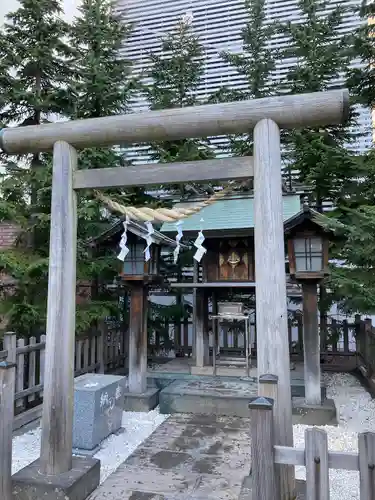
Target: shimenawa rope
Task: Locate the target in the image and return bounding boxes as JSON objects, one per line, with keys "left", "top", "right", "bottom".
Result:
{"left": 94, "top": 182, "right": 237, "bottom": 223}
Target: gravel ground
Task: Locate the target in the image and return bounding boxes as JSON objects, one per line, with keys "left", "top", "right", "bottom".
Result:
{"left": 11, "top": 372, "right": 373, "bottom": 498}
{"left": 12, "top": 408, "right": 168, "bottom": 484}
{"left": 294, "top": 372, "right": 375, "bottom": 499}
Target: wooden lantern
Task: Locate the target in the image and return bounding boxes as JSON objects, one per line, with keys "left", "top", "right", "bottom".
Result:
{"left": 285, "top": 206, "right": 330, "bottom": 281}
{"left": 121, "top": 231, "right": 161, "bottom": 281}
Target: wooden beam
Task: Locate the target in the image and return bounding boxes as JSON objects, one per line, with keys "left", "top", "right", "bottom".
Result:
{"left": 253, "top": 119, "right": 295, "bottom": 499}
{"left": 40, "top": 141, "right": 77, "bottom": 475}
{"left": 274, "top": 444, "right": 359, "bottom": 470}
{"left": 302, "top": 281, "right": 321, "bottom": 405}
{"left": 0, "top": 90, "right": 348, "bottom": 154}
{"left": 172, "top": 282, "right": 256, "bottom": 288}
{"left": 73, "top": 157, "right": 253, "bottom": 190}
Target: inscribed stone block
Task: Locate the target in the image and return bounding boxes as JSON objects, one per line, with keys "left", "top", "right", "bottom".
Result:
{"left": 73, "top": 373, "right": 126, "bottom": 451}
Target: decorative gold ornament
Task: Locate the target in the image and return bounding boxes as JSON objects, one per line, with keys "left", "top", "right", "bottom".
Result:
{"left": 228, "top": 251, "right": 240, "bottom": 268}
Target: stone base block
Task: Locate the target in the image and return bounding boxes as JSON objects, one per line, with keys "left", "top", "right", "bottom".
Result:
{"left": 159, "top": 379, "right": 257, "bottom": 417}
{"left": 291, "top": 381, "right": 326, "bottom": 400}
{"left": 73, "top": 446, "right": 101, "bottom": 457}
{"left": 238, "top": 475, "right": 305, "bottom": 499}
{"left": 123, "top": 387, "right": 160, "bottom": 412}
{"left": 159, "top": 379, "right": 335, "bottom": 423}
{"left": 73, "top": 373, "right": 127, "bottom": 451}
{"left": 12, "top": 456, "right": 100, "bottom": 500}
{"left": 292, "top": 397, "right": 337, "bottom": 425}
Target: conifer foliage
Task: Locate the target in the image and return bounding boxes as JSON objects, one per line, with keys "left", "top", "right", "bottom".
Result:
{"left": 210, "top": 0, "right": 278, "bottom": 156}
{"left": 0, "top": 0, "right": 139, "bottom": 334}
{"left": 145, "top": 18, "right": 215, "bottom": 179}
{"left": 0, "top": 0, "right": 73, "bottom": 335}
{"left": 277, "top": 0, "right": 357, "bottom": 211}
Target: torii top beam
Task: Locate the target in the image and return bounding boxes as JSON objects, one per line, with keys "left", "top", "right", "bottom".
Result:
{"left": 0, "top": 90, "right": 349, "bottom": 154}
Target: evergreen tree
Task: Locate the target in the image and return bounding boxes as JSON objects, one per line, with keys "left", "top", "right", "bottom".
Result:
{"left": 276, "top": 0, "right": 360, "bottom": 324}
{"left": 0, "top": 0, "right": 73, "bottom": 335}
{"left": 145, "top": 18, "right": 215, "bottom": 345}
{"left": 67, "top": 0, "right": 148, "bottom": 331}
{"left": 0, "top": 0, "right": 143, "bottom": 334}
{"left": 320, "top": 2, "right": 375, "bottom": 314}
{"left": 277, "top": 0, "right": 357, "bottom": 211}
{"left": 347, "top": 1, "right": 375, "bottom": 109}
{"left": 145, "top": 17, "right": 215, "bottom": 195}
{"left": 209, "top": 0, "right": 278, "bottom": 156}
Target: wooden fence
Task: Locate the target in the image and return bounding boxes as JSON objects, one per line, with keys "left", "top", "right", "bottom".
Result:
{"left": 4, "top": 313, "right": 375, "bottom": 430}
{"left": 0, "top": 327, "right": 125, "bottom": 430}
{"left": 148, "top": 312, "right": 360, "bottom": 366}
{"left": 250, "top": 374, "right": 375, "bottom": 500}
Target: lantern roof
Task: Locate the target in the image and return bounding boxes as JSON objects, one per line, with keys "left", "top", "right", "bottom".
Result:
{"left": 283, "top": 204, "right": 335, "bottom": 236}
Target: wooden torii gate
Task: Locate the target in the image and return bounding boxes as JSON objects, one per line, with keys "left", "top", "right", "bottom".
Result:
{"left": 0, "top": 89, "right": 348, "bottom": 499}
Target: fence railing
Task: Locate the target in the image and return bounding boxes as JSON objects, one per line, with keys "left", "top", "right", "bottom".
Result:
{"left": 148, "top": 313, "right": 359, "bottom": 363}
{"left": 250, "top": 374, "right": 375, "bottom": 500}
{"left": 0, "top": 326, "right": 125, "bottom": 430}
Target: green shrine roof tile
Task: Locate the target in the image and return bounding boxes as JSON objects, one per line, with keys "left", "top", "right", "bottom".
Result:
{"left": 161, "top": 194, "right": 301, "bottom": 233}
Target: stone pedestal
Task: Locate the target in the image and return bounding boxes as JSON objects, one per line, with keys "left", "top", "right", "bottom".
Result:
{"left": 123, "top": 387, "right": 160, "bottom": 412}
{"left": 12, "top": 456, "right": 100, "bottom": 500}
{"left": 73, "top": 373, "right": 126, "bottom": 452}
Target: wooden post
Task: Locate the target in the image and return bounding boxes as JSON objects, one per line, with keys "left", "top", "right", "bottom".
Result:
{"left": 365, "top": 318, "right": 372, "bottom": 373}
{"left": 195, "top": 289, "right": 205, "bottom": 368}
{"left": 174, "top": 292, "right": 181, "bottom": 355}
{"left": 212, "top": 291, "right": 218, "bottom": 376}
{"left": 98, "top": 328, "right": 105, "bottom": 374}
{"left": 305, "top": 428, "right": 330, "bottom": 500}
{"left": 16, "top": 338, "right": 25, "bottom": 409}
{"left": 39, "top": 334, "right": 46, "bottom": 398}
{"left": 0, "top": 361, "right": 16, "bottom": 500}
{"left": 343, "top": 320, "right": 349, "bottom": 353}
{"left": 259, "top": 374, "right": 290, "bottom": 500}
{"left": 302, "top": 281, "right": 321, "bottom": 405}
{"left": 128, "top": 283, "right": 148, "bottom": 394}
{"left": 203, "top": 291, "right": 210, "bottom": 366}
{"left": 40, "top": 141, "right": 77, "bottom": 476}
{"left": 192, "top": 260, "right": 199, "bottom": 360}
{"left": 358, "top": 432, "right": 375, "bottom": 500}
{"left": 249, "top": 396, "right": 277, "bottom": 500}
{"left": 355, "top": 314, "right": 362, "bottom": 356}
{"left": 259, "top": 373, "right": 278, "bottom": 400}
{"left": 253, "top": 118, "right": 295, "bottom": 498}
{"left": 183, "top": 316, "right": 189, "bottom": 357}
{"left": 3, "top": 332, "right": 16, "bottom": 365}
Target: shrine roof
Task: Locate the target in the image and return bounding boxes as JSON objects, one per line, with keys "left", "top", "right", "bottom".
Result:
{"left": 160, "top": 194, "right": 301, "bottom": 235}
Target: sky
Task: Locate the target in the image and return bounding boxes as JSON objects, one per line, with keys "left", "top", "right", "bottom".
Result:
{"left": 0, "top": 0, "right": 80, "bottom": 25}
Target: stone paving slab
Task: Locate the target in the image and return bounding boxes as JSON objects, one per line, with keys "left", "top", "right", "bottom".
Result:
{"left": 169, "top": 413, "right": 251, "bottom": 430}
{"left": 88, "top": 414, "right": 252, "bottom": 500}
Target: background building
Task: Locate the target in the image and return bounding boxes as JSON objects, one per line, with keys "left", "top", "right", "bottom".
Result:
{"left": 117, "top": 0, "right": 373, "bottom": 162}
